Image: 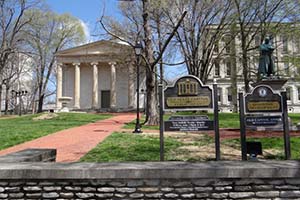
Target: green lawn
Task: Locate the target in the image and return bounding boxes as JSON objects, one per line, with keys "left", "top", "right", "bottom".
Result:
{"left": 223, "top": 137, "right": 300, "bottom": 160}
{"left": 123, "top": 112, "right": 300, "bottom": 130}
{"left": 80, "top": 132, "right": 182, "bottom": 162}
{"left": 0, "top": 113, "right": 111, "bottom": 150}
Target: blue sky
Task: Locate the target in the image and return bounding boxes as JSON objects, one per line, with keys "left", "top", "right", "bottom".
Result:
{"left": 45, "top": 0, "right": 187, "bottom": 79}
{"left": 46, "top": 0, "right": 122, "bottom": 42}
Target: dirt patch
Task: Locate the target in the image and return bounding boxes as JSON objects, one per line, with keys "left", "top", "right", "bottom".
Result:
{"left": 120, "top": 129, "right": 292, "bottom": 161}
{"left": 32, "top": 113, "right": 58, "bottom": 121}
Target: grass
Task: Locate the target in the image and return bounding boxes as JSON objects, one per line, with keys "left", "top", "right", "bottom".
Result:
{"left": 80, "top": 132, "right": 182, "bottom": 162}
{"left": 223, "top": 137, "right": 300, "bottom": 160}
{"left": 123, "top": 112, "right": 300, "bottom": 130}
{"left": 0, "top": 113, "right": 111, "bottom": 150}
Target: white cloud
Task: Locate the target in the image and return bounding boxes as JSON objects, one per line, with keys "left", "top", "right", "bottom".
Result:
{"left": 79, "top": 19, "right": 93, "bottom": 43}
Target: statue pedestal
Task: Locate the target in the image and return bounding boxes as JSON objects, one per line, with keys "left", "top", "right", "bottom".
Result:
{"left": 58, "top": 96, "right": 73, "bottom": 112}
{"left": 251, "top": 78, "right": 287, "bottom": 91}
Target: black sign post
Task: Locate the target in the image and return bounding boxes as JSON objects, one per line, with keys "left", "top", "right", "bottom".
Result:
{"left": 281, "top": 91, "right": 291, "bottom": 159}
{"left": 238, "top": 92, "right": 247, "bottom": 161}
{"left": 239, "top": 85, "right": 291, "bottom": 160}
{"left": 213, "top": 83, "right": 220, "bottom": 160}
{"left": 159, "top": 84, "right": 164, "bottom": 161}
{"left": 161, "top": 75, "right": 220, "bottom": 161}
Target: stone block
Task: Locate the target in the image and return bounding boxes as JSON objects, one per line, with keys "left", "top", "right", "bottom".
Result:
{"left": 82, "top": 187, "right": 96, "bottom": 192}
{"left": 160, "top": 187, "right": 174, "bottom": 192}
{"left": 59, "top": 192, "right": 74, "bottom": 198}
{"left": 256, "top": 191, "right": 279, "bottom": 197}
{"left": 8, "top": 192, "right": 24, "bottom": 198}
{"left": 23, "top": 186, "right": 41, "bottom": 191}
{"left": 42, "top": 192, "right": 60, "bottom": 198}
{"left": 138, "top": 187, "right": 158, "bottom": 192}
{"left": 234, "top": 185, "right": 252, "bottom": 191}
{"left": 164, "top": 193, "right": 179, "bottom": 198}
{"left": 97, "top": 187, "right": 115, "bottom": 193}
{"left": 75, "top": 192, "right": 94, "bottom": 198}
{"left": 253, "top": 185, "right": 274, "bottom": 190}
{"left": 129, "top": 193, "right": 144, "bottom": 198}
{"left": 65, "top": 186, "right": 81, "bottom": 191}
{"left": 211, "top": 192, "right": 229, "bottom": 198}
{"left": 175, "top": 187, "right": 193, "bottom": 193}
{"left": 95, "top": 193, "right": 114, "bottom": 198}
{"left": 280, "top": 191, "right": 300, "bottom": 198}
{"left": 145, "top": 192, "right": 163, "bottom": 198}
{"left": 195, "top": 186, "right": 213, "bottom": 192}
{"left": 43, "top": 186, "right": 62, "bottom": 191}
{"left": 181, "top": 193, "right": 196, "bottom": 198}
{"left": 229, "top": 192, "right": 255, "bottom": 199}
{"left": 116, "top": 187, "right": 136, "bottom": 193}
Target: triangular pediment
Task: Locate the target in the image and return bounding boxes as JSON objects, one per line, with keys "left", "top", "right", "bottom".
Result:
{"left": 56, "top": 40, "right": 132, "bottom": 57}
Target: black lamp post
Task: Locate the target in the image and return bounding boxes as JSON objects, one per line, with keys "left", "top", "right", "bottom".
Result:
{"left": 11, "top": 90, "right": 28, "bottom": 116}
{"left": 133, "top": 41, "right": 143, "bottom": 133}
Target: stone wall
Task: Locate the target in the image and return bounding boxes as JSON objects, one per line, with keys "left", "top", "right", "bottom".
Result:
{"left": 0, "top": 161, "right": 300, "bottom": 199}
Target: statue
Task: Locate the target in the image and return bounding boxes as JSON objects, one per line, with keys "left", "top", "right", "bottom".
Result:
{"left": 258, "top": 37, "right": 275, "bottom": 78}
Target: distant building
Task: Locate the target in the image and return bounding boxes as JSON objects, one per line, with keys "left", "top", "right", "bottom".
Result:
{"left": 208, "top": 32, "right": 300, "bottom": 113}
{"left": 55, "top": 40, "right": 146, "bottom": 111}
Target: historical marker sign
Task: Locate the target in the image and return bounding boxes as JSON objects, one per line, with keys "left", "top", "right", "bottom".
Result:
{"left": 160, "top": 75, "right": 220, "bottom": 160}
{"left": 244, "top": 85, "right": 282, "bottom": 113}
{"left": 164, "top": 75, "right": 213, "bottom": 110}
{"left": 164, "top": 115, "right": 214, "bottom": 131}
{"left": 245, "top": 115, "right": 283, "bottom": 127}
{"left": 239, "top": 84, "right": 290, "bottom": 160}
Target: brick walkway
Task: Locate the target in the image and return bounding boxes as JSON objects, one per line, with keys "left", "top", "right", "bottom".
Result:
{"left": 0, "top": 113, "right": 136, "bottom": 162}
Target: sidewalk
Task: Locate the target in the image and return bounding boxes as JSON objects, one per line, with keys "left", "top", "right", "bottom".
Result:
{"left": 0, "top": 113, "right": 136, "bottom": 162}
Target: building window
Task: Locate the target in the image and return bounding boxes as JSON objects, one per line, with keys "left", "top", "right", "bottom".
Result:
{"left": 227, "top": 88, "right": 232, "bottom": 102}
{"left": 293, "top": 37, "right": 300, "bottom": 53}
{"left": 214, "top": 59, "right": 220, "bottom": 76}
{"left": 226, "top": 59, "right": 231, "bottom": 76}
{"left": 298, "top": 87, "right": 300, "bottom": 101}
{"left": 214, "top": 43, "right": 219, "bottom": 53}
{"left": 284, "top": 62, "right": 289, "bottom": 75}
{"left": 282, "top": 36, "right": 288, "bottom": 54}
{"left": 255, "top": 35, "right": 260, "bottom": 47}
{"left": 223, "top": 36, "right": 231, "bottom": 54}
{"left": 286, "top": 87, "right": 291, "bottom": 101}
{"left": 217, "top": 88, "right": 222, "bottom": 102}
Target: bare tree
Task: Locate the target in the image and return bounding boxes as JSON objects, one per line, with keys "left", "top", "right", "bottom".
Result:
{"left": 100, "top": 0, "right": 186, "bottom": 125}
{"left": 23, "top": 9, "right": 86, "bottom": 113}
{"left": 233, "top": 0, "right": 293, "bottom": 92}
{"left": 0, "top": 0, "right": 41, "bottom": 115}
{"left": 165, "top": 0, "right": 233, "bottom": 84}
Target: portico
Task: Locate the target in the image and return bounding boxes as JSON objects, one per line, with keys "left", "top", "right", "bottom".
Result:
{"left": 55, "top": 40, "right": 142, "bottom": 111}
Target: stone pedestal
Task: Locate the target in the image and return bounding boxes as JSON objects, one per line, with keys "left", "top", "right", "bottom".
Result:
{"left": 251, "top": 78, "right": 287, "bottom": 91}
{"left": 58, "top": 97, "right": 73, "bottom": 112}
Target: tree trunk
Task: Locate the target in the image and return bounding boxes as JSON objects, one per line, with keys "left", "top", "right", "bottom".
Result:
{"left": 37, "top": 94, "right": 44, "bottom": 113}
{"left": 0, "top": 84, "right": 2, "bottom": 117}
{"left": 143, "top": 0, "right": 159, "bottom": 125}
{"left": 145, "top": 68, "right": 159, "bottom": 125}
{"left": 4, "top": 84, "right": 9, "bottom": 115}
{"left": 230, "top": 26, "right": 238, "bottom": 113}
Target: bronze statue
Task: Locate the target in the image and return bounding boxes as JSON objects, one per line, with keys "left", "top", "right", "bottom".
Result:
{"left": 258, "top": 37, "right": 275, "bottom": 78}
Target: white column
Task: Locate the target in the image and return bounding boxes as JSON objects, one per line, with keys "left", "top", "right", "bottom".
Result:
{"left": 73, "top": 63, "right": 81, "bottom": 109}
{"left": 128, "top": 64, "right": 135, "bottom": 108}
{"left": 56, "top": 63, "right": 63, "bottom": 109}
{"left": 109, "top": 62, "right": 117, "bottom": 109}
{"left": 91, "top": 62, "right": 99, "bottom": 109}
{"left": 222, "top": 87, "right": 228, "bottom": 105}
{"left": 291, "top": 85, "right": 297, "bottom": 104}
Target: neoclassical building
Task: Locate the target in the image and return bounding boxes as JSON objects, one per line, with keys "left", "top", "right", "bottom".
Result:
{"left": 208, "top": 33, "right": 300, "bottom": 113}
{"left": 55, "top": 40, "right": 145, "bottom": 111}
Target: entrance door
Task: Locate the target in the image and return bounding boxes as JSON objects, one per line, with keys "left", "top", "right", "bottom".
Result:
{"left": 101, "top": 90, "right": 111, "bottom": 108}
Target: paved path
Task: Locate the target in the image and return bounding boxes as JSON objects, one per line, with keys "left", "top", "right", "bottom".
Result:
{"left": 0, "top": 113, "right": 136, "bottom": 162}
